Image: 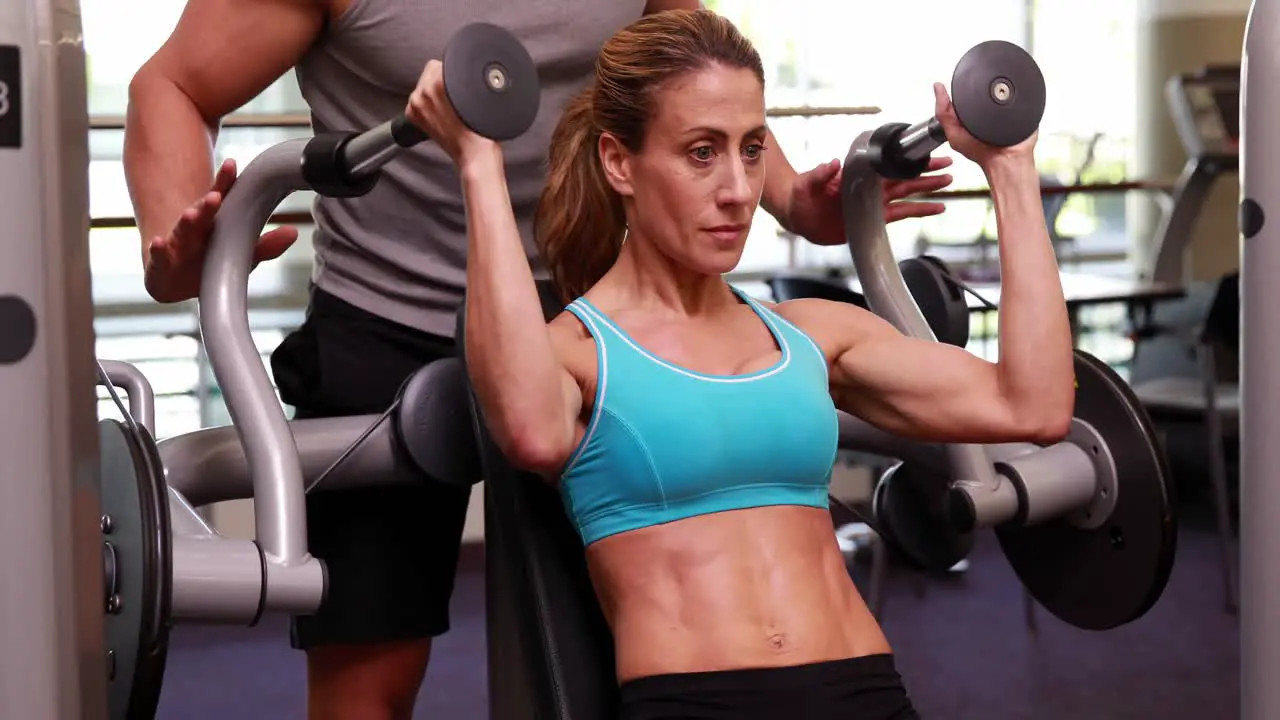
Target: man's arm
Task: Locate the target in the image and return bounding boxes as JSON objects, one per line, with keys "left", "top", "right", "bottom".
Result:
{"left": 123, "top": 0, "right": 326, "bottom": 262}
{"left": 758, "top": 127, "right": 802, "bottom": 228}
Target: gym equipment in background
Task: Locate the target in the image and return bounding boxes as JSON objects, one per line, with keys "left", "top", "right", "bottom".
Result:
{"left": 1147, "top": 64, "right": 1239, "bottom": 286}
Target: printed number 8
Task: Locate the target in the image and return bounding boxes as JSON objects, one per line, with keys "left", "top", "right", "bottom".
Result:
{"left": 0, "top": 81, "right": 10, "bottom": 116}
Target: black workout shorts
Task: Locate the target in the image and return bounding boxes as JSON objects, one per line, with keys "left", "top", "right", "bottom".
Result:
{"left": 270, "top": 286, "right": 472, "bottom": 650}
{"left": 618, "top": 654, "right": 921, "bottom": 720}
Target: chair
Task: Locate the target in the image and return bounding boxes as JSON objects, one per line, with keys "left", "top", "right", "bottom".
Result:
{"left": 1130, "top": 272, "right": 1239, "bottom": 614}
{"left": 766, "top": 263, "right": 971, "bottom": 349}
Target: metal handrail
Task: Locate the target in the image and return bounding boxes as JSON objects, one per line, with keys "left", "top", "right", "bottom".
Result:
{"left": 92, "top": 210, "right": 314, "bottom": 230}
{"left": 90, "top": 113, "right": 314, "bottom": 131}
{"left": 929, "top": 180, "right": 1174, "bottom": 201}
{"left": 86, "top": 105, "right": 882, "bottom": 132}
{"left": 89, "top": 181, "right": 1172, "bottom": 231}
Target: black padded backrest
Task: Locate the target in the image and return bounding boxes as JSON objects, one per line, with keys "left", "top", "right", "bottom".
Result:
{"left": 765, "top": 273, "right": 869, "bottom": 308}
{"left": 456, "top": 282, "right": 620, "bottom": 720}
{"left": 898, "top": 255, "right": 971, "bottom": 348}
{"left": 767, "top": 261, "right": 970, "bottom": 348}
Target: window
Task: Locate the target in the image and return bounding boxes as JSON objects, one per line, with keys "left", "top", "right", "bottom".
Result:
{"left": 83, "top": 0, "right": 306, "bottom": 116}
{"left": 95, "top": 329, "right": 293, "bottom": 437}
{"left": 1030, "top": 0, "right": 1138, "bottom": 254}
{"left": 708, "top": 0, "right": 1032, "bottom": 272}
{"left": 710, "top": 0, "right": 1140, "bottom": 278}
{"left": 710, "top": 0, "right": 1141, "bottom": 367}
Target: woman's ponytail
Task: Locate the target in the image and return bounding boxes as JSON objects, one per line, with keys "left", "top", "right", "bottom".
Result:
{"left": 534, "top": 87, "right": 627, "bottom": 304}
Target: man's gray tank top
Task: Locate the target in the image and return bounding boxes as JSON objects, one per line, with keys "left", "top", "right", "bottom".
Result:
{"left": 294, "top": 0, "right": 648, "bottom": 337}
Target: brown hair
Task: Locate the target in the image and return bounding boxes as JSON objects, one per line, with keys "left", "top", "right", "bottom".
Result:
{"left": 535, "top": 9, "right": 765, "bottom": 303}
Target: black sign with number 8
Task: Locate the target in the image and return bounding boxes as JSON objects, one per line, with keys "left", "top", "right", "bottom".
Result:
{"left": 0, "top": 46, "right": 21, "bottom": 149}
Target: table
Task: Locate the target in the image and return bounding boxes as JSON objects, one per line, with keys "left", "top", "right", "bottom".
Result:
{"left": 846, "top": 271, "right": 1186, "bottom": 346}
{"left": 961, "top": 272, "right": 1185, "bottom": 344}
{"left": 959, "top": 271, "right": 1185, "bottom": 311}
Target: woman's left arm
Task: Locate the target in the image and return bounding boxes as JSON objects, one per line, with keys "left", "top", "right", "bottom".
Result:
{"left": 777, "top": 157, "right": 1074, "bottom": 445}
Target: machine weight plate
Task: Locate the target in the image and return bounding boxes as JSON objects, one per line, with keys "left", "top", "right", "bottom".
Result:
{"left": 900, "top": 255, "right": 969, "bottom": 348}
{"left": 950, "top": 40, "right": 1046, "bottom": 148}
{"left": 873, "top": 461, "right": 976, "bottom": 572}
{"left": 995, "top": 350, "right": 1177, "bottom": 630}
{"left": 99, "top": 419, "right": 172, "bottom": 720}
{"left": 443, "top": 22, "right": 541, "bottom": 142}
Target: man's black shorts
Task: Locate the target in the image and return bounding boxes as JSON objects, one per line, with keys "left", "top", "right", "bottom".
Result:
{"left": 270, "top": 287, "right": 472, "bottom": 649}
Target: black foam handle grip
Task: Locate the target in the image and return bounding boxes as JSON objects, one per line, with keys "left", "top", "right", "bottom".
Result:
{"left": 391, "top": 115, "right": 430, "bottom": 147}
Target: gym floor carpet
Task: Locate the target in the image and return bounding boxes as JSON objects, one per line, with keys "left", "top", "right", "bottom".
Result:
{"left": 154, "top": 507, "right": 1237, "bottom": 719}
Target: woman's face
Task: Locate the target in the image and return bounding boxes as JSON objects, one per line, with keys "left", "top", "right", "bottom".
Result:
{"left": 601, "top": 63, "right": 768, "bottom": 275}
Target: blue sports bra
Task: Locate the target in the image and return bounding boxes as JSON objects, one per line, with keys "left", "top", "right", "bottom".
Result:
{"left": 558, "top": 287, "right": 840, "bottom": 546}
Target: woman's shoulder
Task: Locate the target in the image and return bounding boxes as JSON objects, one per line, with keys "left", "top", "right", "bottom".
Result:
{"left": 548, "top": 308, "right": 594, "bottom": 345}
{"left": 768, "top": 297, "right": 850, "bottom": 326}
{"left": 767, "top": 297, "right": 882, "bottom": 356}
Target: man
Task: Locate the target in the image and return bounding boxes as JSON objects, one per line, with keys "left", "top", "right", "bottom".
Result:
{"left": 123, "top": 0, "right": 951, "bottom": 717}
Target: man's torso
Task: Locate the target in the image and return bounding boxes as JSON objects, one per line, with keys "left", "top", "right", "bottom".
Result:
{"left": 297, "top": 0, "right": 648, "bottom": 336}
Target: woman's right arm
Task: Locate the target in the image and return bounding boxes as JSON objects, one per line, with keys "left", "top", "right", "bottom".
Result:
{"left": 458, "top": 146, "right": 584, "bottom": 476}
{"left": 406, "top": 59, "right": 582, "bottom": 476}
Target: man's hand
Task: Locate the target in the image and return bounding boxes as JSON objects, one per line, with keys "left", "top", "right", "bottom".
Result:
{"left": 780, "top": 156, "right": 955, "bottom": 247}
{"left": 145, "top": 158, "right": 298, "bottom": 303}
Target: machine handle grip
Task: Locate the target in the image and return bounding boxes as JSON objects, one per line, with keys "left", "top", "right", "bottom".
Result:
{"left": 390, "top": 115, "right": 430, "bottom": 147}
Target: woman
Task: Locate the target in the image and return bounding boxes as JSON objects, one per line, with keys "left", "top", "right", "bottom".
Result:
{"left": 407, "top": 9, "right": 1074, "bottom": 719}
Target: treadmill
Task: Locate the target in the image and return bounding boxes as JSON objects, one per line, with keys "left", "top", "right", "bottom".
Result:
{"left": 1132, "top": 65, "right": 1240, "bottom": 384}
{"left": 1147, "top": 65, "right": 1240, "bottom": 285}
